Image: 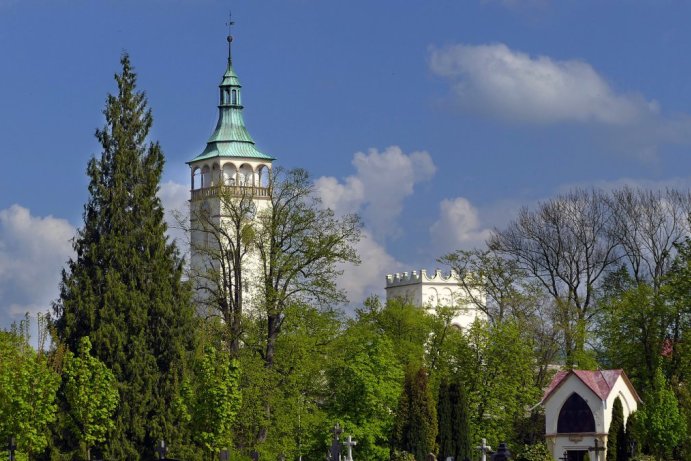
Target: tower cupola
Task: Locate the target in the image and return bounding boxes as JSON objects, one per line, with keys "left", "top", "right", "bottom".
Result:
{"left": 188, "top": 18, "right": 274, "bottom": 165}
{"left": 188, "top": 18, "right": 274, "bottom": 194}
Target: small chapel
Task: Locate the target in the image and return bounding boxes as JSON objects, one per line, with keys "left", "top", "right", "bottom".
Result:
{"left": 540, "top": 369, "right": 641, "bottom": 461}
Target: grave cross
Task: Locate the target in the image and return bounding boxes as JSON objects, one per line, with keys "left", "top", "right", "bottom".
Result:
{"left": 343, "top": 435, "right": 357, "bottom": 461}
{"left": 8, "top": 437, "right": 17, "bottom": 461}
{"left": 476, "top": 438, "right": 493, "bottom": 461}
{"left": 156, "top": 440, "right": 168, "bottom": 460}
{"left": 588, "top": 438, "right": 606, "bottom": 461}
{"left": 328, "top": 423, "right": 343, "bottom": 461}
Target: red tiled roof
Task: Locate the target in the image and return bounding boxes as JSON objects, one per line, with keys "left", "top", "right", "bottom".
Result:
{"left": 541, "top": 369, "right": 638, "bottom": 403}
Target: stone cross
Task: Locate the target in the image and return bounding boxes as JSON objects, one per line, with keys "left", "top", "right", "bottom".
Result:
{"left": 343, "top": 435, "right": 357, "bottom": 461}
{"left": 588, "top": 438, "right": 606, "bottom": 461}
{"left": 156, "top": 440, "right": 168, "bottom": 460}
{"left": 476, "top": 438, "right": 493, "bottom": 461}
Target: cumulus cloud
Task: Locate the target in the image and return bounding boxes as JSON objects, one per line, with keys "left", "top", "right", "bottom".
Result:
{"left": 316, "top": 146, "right": 436, "bottom": 241}
{"left": 429, "top": 197, "right": 492, "bottom": 253}
{"left": 0, "top": 205, "right": 75, "bottom": 324}
{"left": 315, "top": 146, "right": 437, "bottom": 305}
{"left": 337, "top": 230, "right": 405, "bottom": 306}
{"left": 158, "top": 180, "right": 190, "bottom": 250}
{"left": 429, "top": 43, "right": 657, "bottom": 125}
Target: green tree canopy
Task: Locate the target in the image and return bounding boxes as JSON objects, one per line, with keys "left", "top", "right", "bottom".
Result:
{"left": 0, "top": 319, "right": 60, "bottom": 460}
{"left": 62, "top": 336, "right": 119, "bottom": 461}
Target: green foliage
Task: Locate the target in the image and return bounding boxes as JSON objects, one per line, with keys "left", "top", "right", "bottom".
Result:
{"left": 606, "top": 398, "right": 625, "bottom": 461}
{"left": 327, "top": 326, "right": 404, "bottom": 460}
{"left": 460, "top": 320, "right": 541, "bottom": 448}
{"left": 52, "top": 53, "right": 196, "bottom": 459}
{"left": 185, "top": 345, "right": 241, "bottom": 455}
{"left": 636, "top": 368, "right": 686, "bottom": 460}
{"left": 393, "top": 367, "right": 438, "bottom": 461}
{"left": 62, "top": 336, "right": 119, "bottom": 459}
{"left": 0, "top": 320, "right": 60, "bottom": 460}
{"left": 437, "top": 378, "right": 471, "bottom": 461}
{"left": 234, "top": 304, "right": 339, "bottom": 460}
{"left": 356, "top": 297, "right": 432, "bottom": 369}
{"left": 597, "top": 283, "right": 668, "bottom": 393}
{"left": 515, "top": 443, "right": 553, "bottom": 461}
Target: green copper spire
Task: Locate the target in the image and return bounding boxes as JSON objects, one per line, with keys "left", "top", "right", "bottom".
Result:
{"left": 189, "top": 19, "right": 273, "bottom": 163}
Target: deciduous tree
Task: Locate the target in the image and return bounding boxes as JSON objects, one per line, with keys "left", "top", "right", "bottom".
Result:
{"left": 62, "top": 336, "right": 119, "bottom": 461}
{"left": 0, "top": 319, "right": 60, "bottom": 460}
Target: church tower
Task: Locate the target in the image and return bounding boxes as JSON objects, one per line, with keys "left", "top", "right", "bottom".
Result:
{"left": 187, "top": 22, "right": 274, "bottom": 311}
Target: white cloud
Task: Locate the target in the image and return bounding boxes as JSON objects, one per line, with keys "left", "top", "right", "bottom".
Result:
{"left": 316, "top": 146, "right": 437, "bottom": 305}
{"left": 316, "top": 146, "right": 436, "bottom": 241}
{"left": 337, "top": 230, "right": 405, "bottom": 307}
{"left": 0, "top": 205, "right": 75, "bottom": 323}
{"left": 158, "top": 180, "right": 190, "bottom": 251}
{"left": 429, "top": 197, "right": 492, "bottom": 253}
{"left": 429, "top": 43, "right": 657, "bottom": 125}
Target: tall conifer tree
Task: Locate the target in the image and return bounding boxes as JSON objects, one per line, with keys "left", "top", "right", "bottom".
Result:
{"left": 607, "top": 398, "right": 624, "bottom": 461}
{"left": 437, "top": 379, "right": 471, "bottom": 461}
{"left": 53, "top": 54, "right": 196, "bottom": 460}
{"left": 393, "top": 367, "right": 438, "bottom": 461}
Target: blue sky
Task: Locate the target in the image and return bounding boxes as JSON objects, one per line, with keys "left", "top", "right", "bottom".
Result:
{"left": 2, "top": 0, "right": 691, "bottom": 326}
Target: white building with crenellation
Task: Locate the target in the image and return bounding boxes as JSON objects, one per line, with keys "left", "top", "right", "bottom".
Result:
{"left": 385, "top": 269, "right": 486, "bottom": 328}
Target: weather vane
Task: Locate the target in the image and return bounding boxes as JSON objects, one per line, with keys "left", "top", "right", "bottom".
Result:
{"left": 226, "top": 11, "right": 234, "bottom": 35}
{"left": 226, "top": 10, "right": 234, "bottom": 62}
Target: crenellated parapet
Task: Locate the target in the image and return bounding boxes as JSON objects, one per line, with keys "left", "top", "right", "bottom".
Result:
{"left": 385, "top": 269, "right": 459, "bottom": 288}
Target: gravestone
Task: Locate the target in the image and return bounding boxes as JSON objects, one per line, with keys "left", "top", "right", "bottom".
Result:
{"left": 491, "top": 443, "right": 511, "bottom": 461}
{"left": 426, "top": 453, "right": 437, "bottom": 461}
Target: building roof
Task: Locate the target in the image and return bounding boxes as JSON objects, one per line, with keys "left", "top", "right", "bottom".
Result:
{"left": 541, "top": 369, "right": 642, "bottom": 404}
{"left": 188, "top": 32, "right": 274, "bottom": 164}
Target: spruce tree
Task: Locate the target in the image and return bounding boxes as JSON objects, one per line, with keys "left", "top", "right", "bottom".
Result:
{"left": 53, "top": 53, "right": 196, "bottom": 460}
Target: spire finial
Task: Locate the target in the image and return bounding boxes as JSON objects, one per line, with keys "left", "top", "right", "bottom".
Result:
{"left": 226, "top": 11, "right": 234, "bottom": 65}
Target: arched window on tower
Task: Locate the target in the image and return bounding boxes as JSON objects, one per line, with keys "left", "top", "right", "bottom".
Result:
{"left": 557, "top": 393, "right": 596, "bottom": 433}
{"left": 211, "top": 163, "right": 220, "bottom": 186}
{"left": 257, "top": 165, "right": 270, "bottom": 188}
{"left": 231, "top": 89, "right": 238, "bottom": 105}
{"left": 238, "top": 164, "right": 253, "bottom": 186}
{"left": 223, "top": 164, "right": 237, "bottom": 186}
{"left": 192, "top": 167, "right": 201, "bottom": 190}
